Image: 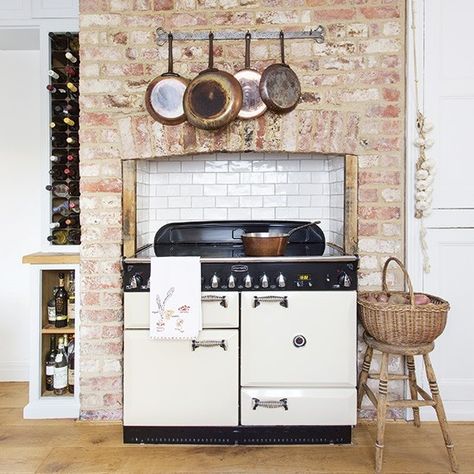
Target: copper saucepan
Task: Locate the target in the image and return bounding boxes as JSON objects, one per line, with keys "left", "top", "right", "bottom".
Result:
{"left": 241, "top": 221, "right": 320, "bottom": 257}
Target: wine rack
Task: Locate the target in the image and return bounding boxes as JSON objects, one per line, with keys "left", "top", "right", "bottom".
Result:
{"left": 47, "top": 32, "right": 81, "bottom": 246}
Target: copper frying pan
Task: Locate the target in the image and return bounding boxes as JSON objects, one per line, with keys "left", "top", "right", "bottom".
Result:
{"left": 183, "top": 32, "right": 243, "bottom": 130}
{"left": 234, "top": 32, "right": 267, "bottom": 120}
{"left": 145, "top": 33, "right": 189, "bottom": 125}
{"left": 259, "top": 31, "right": 301, "bottom": 114}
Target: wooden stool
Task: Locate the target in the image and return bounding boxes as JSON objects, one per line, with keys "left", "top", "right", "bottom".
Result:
{"left": 358, "top": 332, "right": 458, "bottom": 473}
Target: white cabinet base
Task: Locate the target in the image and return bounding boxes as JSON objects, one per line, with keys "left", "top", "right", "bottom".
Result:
{"left": 24, "top": 398, "right": 79, "bottom": 419}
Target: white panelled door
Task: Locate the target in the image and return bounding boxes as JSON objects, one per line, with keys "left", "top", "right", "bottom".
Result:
{"left": 415, "top": 0, "right": 474, "bottom": 420}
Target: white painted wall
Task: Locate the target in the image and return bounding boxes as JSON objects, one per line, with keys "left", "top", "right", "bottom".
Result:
{"left": 0, "top": 50, "right": 41, "bottom": 380}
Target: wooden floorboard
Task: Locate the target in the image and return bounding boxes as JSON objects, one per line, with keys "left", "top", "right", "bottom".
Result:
{"left": 0, "top": 383, "right": 473, "bottom": 473}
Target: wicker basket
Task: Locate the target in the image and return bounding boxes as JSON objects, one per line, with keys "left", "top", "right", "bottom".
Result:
{"left": 358, "top": 257, "right": 450, "bottom": 345}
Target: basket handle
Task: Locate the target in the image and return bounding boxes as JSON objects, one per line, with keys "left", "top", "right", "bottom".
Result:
{"left": 382, "top": 257, "right": 415, "bottom": 306}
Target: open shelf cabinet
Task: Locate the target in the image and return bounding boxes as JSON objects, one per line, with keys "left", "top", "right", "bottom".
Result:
{"left": 23, "top": 261, "right": 80, "bottom": 419}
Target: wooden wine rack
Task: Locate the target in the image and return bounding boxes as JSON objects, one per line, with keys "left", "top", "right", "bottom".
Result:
{"left": 48, "top": 32, "right": 81, "bottom": 246}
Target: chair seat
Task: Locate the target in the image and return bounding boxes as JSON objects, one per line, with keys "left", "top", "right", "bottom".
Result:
{"left": 363, "top": 332, "right": 434, "bottom": 356}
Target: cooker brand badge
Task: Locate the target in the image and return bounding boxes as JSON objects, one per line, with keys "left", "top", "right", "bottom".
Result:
{"left": 231, "top": 264, "right": 248, "bottom": 273}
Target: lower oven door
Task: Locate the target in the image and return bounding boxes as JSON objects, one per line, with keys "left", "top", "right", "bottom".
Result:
{"left": 241, "top": 291, "right": 356, "bottom": 387}
{"left": 241, "top": 387, "right": 356, "bottom": 426}
{"left": 124, "top": 329, "right": 238, "bottom": 426}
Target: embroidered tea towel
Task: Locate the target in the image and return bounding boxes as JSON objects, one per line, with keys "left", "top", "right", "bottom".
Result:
{"left": 150, "top": 257, "right": 202, "bottom": 339}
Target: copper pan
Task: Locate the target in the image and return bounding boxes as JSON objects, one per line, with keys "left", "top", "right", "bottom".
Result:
{"left": 241, "top": 221, "right": 320, "bottom": 257}
{"left": 183, "top": 32, "right": 243, "bottom": 130}
{"left": 145, "top": 33, "right": 189, "bottom": 125}
{"left": 259, "top": 31, "right": 301, "bottom": 114}
{"left": 234, "top": 32, "right": 267, "bottom": 120}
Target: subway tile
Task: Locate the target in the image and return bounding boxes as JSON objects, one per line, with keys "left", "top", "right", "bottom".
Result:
{"left": 311, "top": 172, "right": 328, "bottom": 184}
{"left": 155, "top": 184, "right": 180, "bottom": 196}
{"left": 252, "top": 160, "right": 276, "bottom": 172}
{"left": 192, "top": 197, "right": 215, "bottom": 208}
{"left": 311, "top": 195, "right": 331, "bottom": 207}
{"left": 228, "top": 208, "right": 251, "bottom": 219}
{"left": 241, "top": 172, "right": 264, "bottom": 184}
{"left": 300, "top": 183, "right": 324, "bottom": 195}
{"left": 169, "top": 173, "right": 193, "bottom": 184}
{"left": 155, "top": 208, "right": 180, "bottom": 220}
{"left": 157, "top": 161, "right": 181, "bottom": 172}
{"left": 300, "top": 160, "right": 327, "bottom": 172}
{"left": 204, "top": 208, "right": 228, "bottom": 220}
{"left": 193, "top": 173, "right": 217, "bottom": 184}
{"left": 240, "top": 196, "right": 263, "bottom": 208}
{"left": 217, "top": 152, "right": 240, "bottom": 161}
{"left": 251, "top": 184, "right": 275, "bottom": 195}
{"left": 277, "top": 160, "right": 300, "bottom": 171}
{"left": 150, "top": 173, "right": 169, "bottom": 185}
{"left": 252, "top": 208, "right": 275, "bottom": 219}
{"left": 149, "top": 197, "right": 168, "bottom": 208}
{"left": 193, "top": 153, "right": 216, "bottom": 161}
{"left": 216, "top": 196, "right": 239, "bottom": 208}
{"left": 181, "top": 208, "right": 203, "bottom": 220}
{"left": 228, "top": 184, "right": 251, "bottom": 196}
{"left": 288, "top": 195, "right": 311, "bottom": 207}
{"left": 179, "top": 184, "right": 204, "bottom": 196}
{"left": 216, "top": 173, "right": 240, "bottom": 184}
{"left": 205, "top": 161, "right": 228, "bottom": 172}
{"left": 229, "top": 161, "right": 252, "bottom": 172}
{"left": 264, "top": 172, "right": 287, "bottom": 184}
{"left": 182, "top": 161, "right": 205, "bottom": 172}
{"left": 167, "top": 196, "right": 191, "bottom": 208}
{"left": 276, "top": 208, "right": 300, "bottom": 218}
{"left": 288, "top": 172, "right": 312, "bottom": 184}
{"left": 275, "top": 184, "right": 299, "bottom": 195}
{"left": 203, "top": 184, "right": 227, "bottom": 196}
{"left": 263, "top": 195, "right": 287, "bottom": 207}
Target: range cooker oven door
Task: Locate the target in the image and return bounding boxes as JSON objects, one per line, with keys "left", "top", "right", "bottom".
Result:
{"left": 241, "top": 291, "right": 356, "bottom": 387}
{"left": 124, "top": 329, "right": 239, "bottom": 426}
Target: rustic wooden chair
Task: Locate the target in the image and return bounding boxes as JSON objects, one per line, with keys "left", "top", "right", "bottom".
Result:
{"left": 357, "top": 332, "right": 458, "bottom": 473}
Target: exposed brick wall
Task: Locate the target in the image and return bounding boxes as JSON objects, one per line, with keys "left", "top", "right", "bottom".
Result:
{"left": 79, "top": 0, "right": 406, "bottom": 420}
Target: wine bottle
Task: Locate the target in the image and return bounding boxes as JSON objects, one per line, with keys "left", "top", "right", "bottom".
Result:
{"left": 68, "top": 182, "right": 80, "bottom": 197}
{"left": 50, "top": 216, "right": 77, "bottom": 229}
{"left": 45, "top": 336, "right": 57, "bottom": 391}
{"left": 63, "top": 334, "right": 68, "bottom": 355}
{"left": 50, "top": 153, "right": 67, "bottom": 164}
{"left": 65, "top": 102, "right": 79, "bottom": 115}
{"left": 54, "top": 273, "right": 68, "bottom": 327}
{"left": 68, "top": 230, "right": 81, "bottom": 245}
{"left": 49, "top": 121, "right": 67, "bottom": 132}
{"left": 53, "top": 337, "right": 68, "bottom": 395}
{"left": 49, "top": 69, "right": 67, "bottom": 82}
{"left": 66, "top": 82, "right": 78, "bottom": 93}
{"left": 48, "top": 229, "right": 69, "bottom": 245}
{"left": 66, "top": 133, "right": 79, "bottom": 146}
{"left": 69, "top": 198, "right": 80, "bottom": 213}
{"left": 65, "top": 51, "right": 78, "bottom": 64}
{"left": 67, "top": 33, "right": 80, "bottom": 52}
{"left": 66, "top": 153, "right": 78, "bottom": 163}
{"left": 64, "top": 165, "right": 78, "bottom": 178}
{"left": 47, "top": 85, "right": 67, "bottom": 98}
{"left": 46, "top": 183, "right": 69, "bottom": 197}
{"left": 47, "top": 288, "right": 57, "bottom": 325}
{"left": 51, "top": 199, "right": 69, "bottom": 216}
{"left": 51, "top": 133, "right": 68, "bottom": 148}
{"left": 49, "top": 33, "right": 68, "bottom": 50}
{"left": 67, "top": 336, "right": 75, "bottom": 394}
{"left": 50, "top": 165, "right": 66, "bottom": 181}
{"left": 67, "top": 271, "right": 75, "bottom": 327}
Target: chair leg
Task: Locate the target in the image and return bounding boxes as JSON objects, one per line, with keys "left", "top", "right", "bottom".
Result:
{"left": 357, "top": 345, "right": 373, "bottom": 409}
{"left": 406, "top": 355, "right": 421, "bottom": 427}
{"left": 375, "top": 352, "right": 389, "bottom": 474}
{"left": 423, "top": 353, "right": 459, "bottom": 472}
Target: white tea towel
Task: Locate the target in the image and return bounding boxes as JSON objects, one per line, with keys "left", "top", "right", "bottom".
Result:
{"left": 150, "top": 257, "right": 202, "bottom": 339}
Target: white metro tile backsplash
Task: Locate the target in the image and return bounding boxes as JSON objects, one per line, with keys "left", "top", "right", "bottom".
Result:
{"left": 136, "top": 153, "right": 345, "bottom": 249}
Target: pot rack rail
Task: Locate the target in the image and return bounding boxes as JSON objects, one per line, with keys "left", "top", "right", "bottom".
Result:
{"left": 155, "top": 26, "right": 325, "bottom": 46}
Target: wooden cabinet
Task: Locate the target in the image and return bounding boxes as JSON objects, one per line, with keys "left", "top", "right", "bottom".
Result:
{"left": 23, "top": 254, "right": 80, "bottom": 419}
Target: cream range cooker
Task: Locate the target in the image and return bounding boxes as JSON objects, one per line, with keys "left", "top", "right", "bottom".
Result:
{"left": 123, "top": 220, "right": 357, "bottom": 444}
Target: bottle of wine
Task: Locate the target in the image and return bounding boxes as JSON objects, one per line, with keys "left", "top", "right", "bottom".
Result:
{"left": 46, "top": 84, "right": 68, "bottom": 98}
{"left": 51, "top": 199, "right": 70, "bottom": 216}
{"left": 54, "top": 273, "right": 68, "bottom": 327}
{"left": 50, "top": 166, "right": 66, "bottom": 181}
{"left": 49, "top": 121, "right": 67, "bottom": 132}
{"left": 67, "top": 336, "right": 75, "bottom": 394}
{"left": 49, "top": 33, "right": 68, "bottom": 50}
{"left": 46, "top": 183, "right": 69, "bottom": 198}
{"left": 47, "top": 287, "right": 57, "bottom": 325}
{"left": 48, "top": 69, "right": 67, "bottom": 82}
{"left": 67, "top": 33, "right": 80, "bottom": 52}
{"left": 66, "top": 133, "right": 79, "bottom": 146}
{"left": 45, "top": 336, "right": 57, "bottom": 391}
{"left": 69, "top": 198, "right": 80, "bottom": 213}
{"left": 67, "top": 271, "right": 75, "bottom": 327}
{"left": 48, "top": 229, "right": 69, "bottom": 245}
{"left": 51, "top": 133, "right": 68, "bottom": 148}
{"left": 63, "top": 334, "right": 68, "bottom": 355}
{"left": 66, "top": 82, "right": 78, "bottom": 93}
{"left": 65, "top": 102, "right": 79, "bottom": 115}
{"left": 50, "top": 153, "right": 67, "bottom": 164}
{"left": 64, "top": 165, "right": 78, "bottom": 179}
{"left": 66, "top": 153, "right": 78, "bottom": 163}
{"left": 53, "top": 337, "right": 68, "bottom": 395}
{"left": 65, "top": 51, "right": 78, "bottom": 64}
{"left": 68, "top": 230, "right": 81, "bottom": 245}
{"left": 50, "top": 216, "right": 77, "bottom": 229}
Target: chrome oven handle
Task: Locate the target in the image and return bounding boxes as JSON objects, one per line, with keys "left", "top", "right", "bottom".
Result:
{"left": 191, "top": 339, "right": 227, "bottom": 351}
{"left": 201, "top": 295, "right": 228, "bottom": 308}
{"left": 252, "top": 398, "right": 288, "bottom": 411}
{"left": 253, "top": 296, "right": 288, "bottom": 308}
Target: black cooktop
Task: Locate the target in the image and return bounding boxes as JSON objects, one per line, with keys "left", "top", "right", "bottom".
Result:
{"left": 150, "top": 220, "right": 326, "bottom": 258}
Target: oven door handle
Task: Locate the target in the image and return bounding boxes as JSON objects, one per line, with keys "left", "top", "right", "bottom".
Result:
{"left": 253, "top": 295, "right": 288, "bottom": 308}
{"left": 191, "top": 339, "right": 227, "bottom": 351}
{"left": 252, "top": 398, "right": 288, "bottom": 411}
{"left": 201, "top": 295, "right": 228, "bottom": 308}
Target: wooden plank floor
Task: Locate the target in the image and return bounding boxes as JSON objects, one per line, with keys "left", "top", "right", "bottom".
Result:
{"left": 1, "top": 382, "right": 473, "bottom": 473}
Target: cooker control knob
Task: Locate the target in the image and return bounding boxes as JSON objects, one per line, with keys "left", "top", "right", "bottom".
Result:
{"left": 260, "top": 274, "right": 269, "bottom": 288}
{"left": 244, "top": 274, "right": 253, "bottom": 288}
{"left": 338, "top": 272, "right": 352, "bottom": 288}
{"left": 276, "top": 273, "right": 286, "bottom": 288}
{"left": 227, "top": 274, "right": 236, "bottom": 289}
{"left": 210, "top": 273, "right": 220, "bottom": 289}
{"left": 129, "top": 273, "right": 143, "bottom": 289}
{"left": 293, "top": 335, "right": 307, "bottom": 348}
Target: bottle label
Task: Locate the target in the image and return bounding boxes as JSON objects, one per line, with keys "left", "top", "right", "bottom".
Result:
{"left": 68, "top": 368, "right": 75, "bottom": 386}
{"left": 68, "top": 303, "right": 75, "bottom": 321}
{"left": 46, "top": 365, "right": 54, "bottom": 376}
{"left": 48, "top": 307, "right": 56, "bottom": 323}
{"left": 54, "top": 366, "right": 67, "bottom": 389}
{"left": 55, "top": 314, "right": 67, "bottom": 321}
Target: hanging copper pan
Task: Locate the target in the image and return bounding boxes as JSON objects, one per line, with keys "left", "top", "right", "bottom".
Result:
{"left": 234, "top": 32, "right": 267, "bottom": 120}
{"left": 259, "top": 31, "right": 301, "bottom": 114}
{"left": 145, "top": 33, "right": 189, "bottom": 125}
{"left": 183, "top": 32, "right": 243, "bottom": 130}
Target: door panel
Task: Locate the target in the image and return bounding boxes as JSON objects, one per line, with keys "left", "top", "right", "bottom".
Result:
{"left": 241, "top": 291, "right": 356, "bottom": 387}
{"left": 124, "top": 329, "right": 239, "bottom": 426}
